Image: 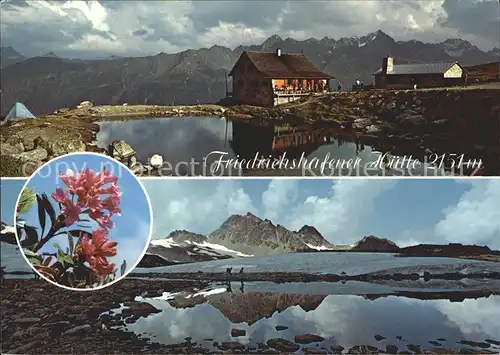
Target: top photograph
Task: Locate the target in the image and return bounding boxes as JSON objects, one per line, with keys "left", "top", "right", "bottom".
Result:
{"left": 0, "top": 0, "right": 499, "bottom": 178}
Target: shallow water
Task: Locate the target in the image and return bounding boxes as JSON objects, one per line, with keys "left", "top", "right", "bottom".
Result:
{"left": 106, "top": 281, "right": 500, "bottom": 353}
{"left": 134, "top": 252, "right": 500, "bottom": 276}
{"left": 97, "top": 117, "right": 446, "bottom": 176}
{"left": 1, "top": 243, "right": 31, "bottom": 277}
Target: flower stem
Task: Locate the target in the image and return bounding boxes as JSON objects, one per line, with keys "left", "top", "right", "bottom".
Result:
{"left": 32, "top": 219, "right": 63, "bottom": 252}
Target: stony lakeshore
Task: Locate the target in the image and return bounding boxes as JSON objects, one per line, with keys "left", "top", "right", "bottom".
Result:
{"left": 2, "top": 278, "right": 500, "bottom": 354}
{"left": 1, "top": 87, "right": 499, "bottom": 177}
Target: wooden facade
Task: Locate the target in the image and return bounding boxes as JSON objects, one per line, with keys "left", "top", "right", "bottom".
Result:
{"left": 373, "top": 56, "right": 466, "bottom": 89}
{"left": 228, "top": 50, "right": 332, "bottom": 107}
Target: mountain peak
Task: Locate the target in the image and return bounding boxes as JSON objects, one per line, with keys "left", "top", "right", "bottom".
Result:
{"left": 261, "top": 34, "right": 283, "bottom": 49}
{"left": 352, "top": 235, "right": 399, "bottom": 252}
{"left": 297, "top": 225, "right": 332, "bottom": 247}
{"left": 40, "top": 52, "right": 59, "bottom": 58}
{"left": 165, "top": 230, "right": 207, "bottom": 244}
{"left": 298, "top": 225, "right": 321, "bottom": 235}
{"left": 245, "top": 211, "right": 262, "bottom": 221}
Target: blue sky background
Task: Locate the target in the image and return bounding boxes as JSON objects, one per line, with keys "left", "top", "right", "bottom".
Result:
{"left": 2, "top": 154, "right": 152, "bottom": 275}
{"left": 4, "top": 178, "right": 500, "bottom": 255}
{"left": 142, "top": 178, "right": 500, "bottom": 250}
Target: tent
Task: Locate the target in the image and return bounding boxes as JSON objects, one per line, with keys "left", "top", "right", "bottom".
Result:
{"left": 5, "top": 102, "right": 36, "bottom": 122}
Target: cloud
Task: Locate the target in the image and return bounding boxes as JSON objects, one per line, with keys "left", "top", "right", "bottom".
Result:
{"left": 143, "top": 179, "right": 396, "bottom": 244}
{"left": 435, "top": 180, "right": 500, "bottom": 249}
{"left": 126, "top": 294, "right": 500, "bottom": 347}
{"left": 261, "top": 179, "right": 299, "bottom": 222}
{"left": 284, "top": 180, "right": 397, "bottom": 243}
{"left": 1, "top": 0, "right": 497, "bottom": 58}
{"left": 143, "top": 179, "right": 500, "bottom": 249}
{"left": 143, "top": 180, "right": 256, "bottom": 237}
{"left": 438, "top": 0, "right": 500, "bottom": 49}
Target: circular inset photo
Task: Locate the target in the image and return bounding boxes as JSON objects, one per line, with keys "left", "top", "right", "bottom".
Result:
{"left": 14, "top": 152, "right": 153, "bottom": 291}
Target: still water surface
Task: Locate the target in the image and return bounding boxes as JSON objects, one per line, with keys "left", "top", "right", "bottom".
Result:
{"left": 97, "top": 117, "right": 446, "bottom": 176}
{"left": 107, "top": 281, "right": 500, "bottom": 353}
{"left": 134, "top": 252, "right": 500, "bottom": 276}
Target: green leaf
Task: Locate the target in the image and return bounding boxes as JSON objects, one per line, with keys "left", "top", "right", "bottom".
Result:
{"left": 120, "top": 260, "right": 127, "bottom": 276}
{"left": 56, "top": 253, "right": 74, "bottom": 268}
{"left": 27, "top": 256, "right": 41, "bottom": 266}
{"left": 20, "top": 225, "right": 39, "bottom": 249}
{"left": 67, "top": 233, "right": 75, "bottom": 255}
{"left": 23, "top": 249, "right": 40, "bottom": 258}
{"left": 36, "top": 194, "right": 46, "bottom": 238}
{"left": 52, "top": 242, "right": 63, "bottom": 254}
{"left": 18, "top": 188, "right": 36, "bottom": 215}
{"left": 25, "top": 249, "right": 42, "bottom": 266}
{"left": 51, "top": 242, "right": 73, "bottom": 267}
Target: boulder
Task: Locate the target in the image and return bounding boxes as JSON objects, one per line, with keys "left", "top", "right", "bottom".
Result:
{"left": 395, "top": 112, "right": 426, "bottom": 126}
{"left": 149, "top": 154, "right": 163, "bottom": 168}
{"left": 108, "top": 140, "right": 135, "bottom": 160}
{"left": 1, "top": 142, "right": 24, "bottom": 155}
{"left": 353, "top": 118, "right": 372, "bottom": 129}
{"left": 267, "top": 338, "right": 300, "bottom": 352}
{"left": 34, "top": 136, "right": 86, "bottom": 156}
{"left": 385, "top": 102, "right": 396, "bottom": 110}
{"left": 11, "top": 148, "right": 48, "bottom": 164}
{"left": 294, "top": 334, "right": 325, "bottom": 344}
{"left": 220, "top": 342, "right": 245, "bottom": 351}
{"left": 366, "top": 124, "right": 381, "bottom": 134}
{"left": 231, "top": 328, "right": 246, "bottom": 337}
{"left": 76, "top": 101, "right": 93, "bottom": 109}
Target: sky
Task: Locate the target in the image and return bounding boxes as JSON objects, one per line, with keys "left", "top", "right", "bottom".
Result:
{"left": 1, "top": 154, "right": 152, "bottom": 275}
{"left": 0, "top": 0, "right": 498, "bottom": 59}
{"left": 3, "top": 178, "right": 500, "bottom": 251}
{"left": 140, "top": 178, "right": 500, "bottom": 249}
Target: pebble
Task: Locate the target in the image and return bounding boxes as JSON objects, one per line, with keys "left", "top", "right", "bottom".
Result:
{"left": 64, "top": 324, "right": 92, "bottom": 335}
{"left": 13, "top": 317, "right": 41, "bottom": 324}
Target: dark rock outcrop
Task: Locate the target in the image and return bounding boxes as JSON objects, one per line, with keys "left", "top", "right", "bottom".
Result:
{"left": 352, "top": 235, "right": 400, "bottom": 252}
{"left": 399, "top": 243, "right": 500, "bottom": 259}
{"left": 136, "top": 253, "right": 178, "bottom": 268}
{"left": 209, "top": 212, "right": 333, "bottom": 255}
{"left": 297, "top": 225, "right": 334, "bottom": 249}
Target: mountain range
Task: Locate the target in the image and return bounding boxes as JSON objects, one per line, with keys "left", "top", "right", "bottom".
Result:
{"left": 1, "top": 30, "right": 498, "bottom": 116}
{"left": 139, "top": 212, "right": 351, "bottom": 267}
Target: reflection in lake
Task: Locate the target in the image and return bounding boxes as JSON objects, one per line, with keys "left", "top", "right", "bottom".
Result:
{"left": 106, "top": 283, "right": 500, "bottom": 353}
{"left": 97, "top": 117, "right": 448, "bottom": 176}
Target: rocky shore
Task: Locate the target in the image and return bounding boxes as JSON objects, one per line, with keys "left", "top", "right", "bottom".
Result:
{"left": 1, "top": 278, "right": 209, "bottom": 354}
{"left": 129, "top": 270, "right": 500, "bottom": 283}
{"left": 1, "top": 87, "right": 499, "bottom": 177}
{"left": 2, "top": 278, "right": 500, "bottom": 354}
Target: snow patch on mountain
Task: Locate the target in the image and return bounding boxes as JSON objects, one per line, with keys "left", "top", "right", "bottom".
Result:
{"left": 305, "top": 243, "right": 334, "bottom": 251}
{"left": 184, "top": 240, "right": 253, "bottom": 257}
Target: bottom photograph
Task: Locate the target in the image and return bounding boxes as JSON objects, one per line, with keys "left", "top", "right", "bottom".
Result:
{"left": 1, "top": 178, "right": 500, "bottom": 354}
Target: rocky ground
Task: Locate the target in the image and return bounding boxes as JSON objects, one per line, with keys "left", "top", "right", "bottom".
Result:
{"left": 2, "top": 278, "right": 500, "bottom": 354}
{"left": 1, "top": 87, "right": 499, "bottom": 177}
{"left": 1, "top": 278, "right": 209, "bottom": 354}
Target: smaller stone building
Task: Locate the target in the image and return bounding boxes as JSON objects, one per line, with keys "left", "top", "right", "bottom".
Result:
{"left": 373, "top": 56, "right": 466, "bottom": 89}
{"left": 228, "top": 49, "right": 333, "bottom": 107}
